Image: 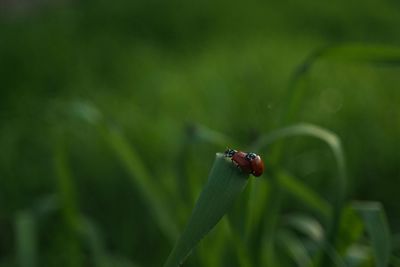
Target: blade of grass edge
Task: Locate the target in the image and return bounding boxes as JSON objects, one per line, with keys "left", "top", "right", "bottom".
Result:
{"left": 176, "top": 123, "right": 236, "bottom": 219}
{"left": 163, "top": 154, "right": 249, "bottom": 267}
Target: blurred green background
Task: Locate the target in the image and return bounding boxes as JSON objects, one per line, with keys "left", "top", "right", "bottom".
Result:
{"left": 1, "top": 0, "right": 400, "bottom": 266}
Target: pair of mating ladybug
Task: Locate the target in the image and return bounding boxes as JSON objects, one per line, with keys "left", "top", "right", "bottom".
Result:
{"left": 224, "top": 149, "right": 264, "bottom": 177}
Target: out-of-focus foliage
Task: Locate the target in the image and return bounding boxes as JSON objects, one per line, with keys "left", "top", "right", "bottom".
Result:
{"left": 0, "top": 0, "right": 399, "bottom": 266}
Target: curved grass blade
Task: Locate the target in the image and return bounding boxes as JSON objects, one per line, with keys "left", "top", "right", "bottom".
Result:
{"left": 253, "top": 123, "right": 346, "bottom": 222}
{"left": 102, "top": 125, "right": 179, "bottom": 241}
{"left": 278, "top": 45, "right": 328, "bottom": 128}
{"left": 163, "top": 154, "right": 249, "bottom": 267}
{"left": 253, "top": 123, "right": 347, "bottom": 267}
{"left": 284, "top": 214, "right": 325, "bottom": 243}
{"left": 70, "top": 101, "right": 178, "bottom": 242}
{"left": 278, "top": 44, "right": 400, "bottom": 129}
{"left": 272, "top": 44, "right": 400, "bottom": 162}
{"left": 254, "top": 125, "right": 345, "bottom": 212}
{"left": 345, "top": 244, "right": 373, "bottom": 267}
{"left": 277, "top": 229, "right": 312, "bottom": 267}
{"left": 278, "top": 171, "right": 332, "bottom": 219}
{"left": 282, "top": 214, "right": 348, "bottom": 267}
{"left": 322, "top": 44, "right": 400, "bottom": 65}
{"left": 352, "top": 201, "right": 391, "bottom": 267}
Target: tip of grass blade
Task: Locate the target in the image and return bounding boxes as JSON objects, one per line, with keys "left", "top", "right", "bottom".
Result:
{"left": 163, "top": 154, "right": 249, "bottom": 267}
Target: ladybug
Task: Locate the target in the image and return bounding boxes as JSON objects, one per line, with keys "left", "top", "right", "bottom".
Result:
{"left": 224, "top": 149, "right": 264, "bottom": 177}
{"left": 245, "top": 152, "right": 264, "bottom": 177}
{"left": 224, "top": 149, "right": 252, "bottom": 175}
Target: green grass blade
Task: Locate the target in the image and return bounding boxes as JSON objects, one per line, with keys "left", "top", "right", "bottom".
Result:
{"left": 244, "top": 177, "right": 270, "bottom": 243}
{"left": 322, "top": 44, "right": 400, "bottom": 65}
{"left": 352, "top": 201, "right": 391, "bottom": 267}
{"left": 336, "top": 204, "right": 364, "bottom": 255}
{"left": 71, "top": 102, "right": 179, "bottom": 242}
{"left": 345, "top": 244, "right": 372, "bottom": 267}
{"left": 54, "top": 140, "right": 83, "bottom": 267}
{"left": 322, "top": 244, "right": 347, "bottom": 267}
{"left": 260, "top": 173, "right": 283, "bottom": 267}
{"left": 278, "top": 43, "right": 400, "bottom": 130}
{"left": 224, "top": 218, "right": 253, "bottom": 267}
{"left": 255, "top": 125, "right": 346, "bottom": 211}
{"left": 175, "top": 123, "right": 235, "bottom": 215}
{"left": 54, "top": 142, "right": 80, "bottom": 230}
{"left": 15, "top": 211, "right": 37, "bottom": 267}
{"left": 254, "top": 123, "right": 347, "bottom": 267}
{"left": 278, "top": 171, "right": 332, "bottom": 219}
{"left": 282, "top": 214, "right": 349, "bottom": 267}
{"left": 277, "top": 229, "right": 313, "bottom": 267}
{"left": 79, "top": 217, "right": 143, "bottom": 267}
{"left": 189, "top": 123, "right": 235, "bottom": 147}
{"left": 197, "top": 219, "right": 228, "bottom": 267}
{"left": 284, "top": 214, "right": 325, "bottom": 243}
{"left": 101, "top": 125, "right": 179, "bottom": 241}
{"left": 78, "top": 217, "right": 109, "bottom": 267}
{"left": 254, "top": 123, "right": 346, "bottom": 220}
{"left": 163, "top": 154, "right": 249, "bottom": 267}
{"left": 277, "top": 46, "right": 327, "bottom": 128}
{"left": 198, "top": 217, "right": 252, "bottom": 267}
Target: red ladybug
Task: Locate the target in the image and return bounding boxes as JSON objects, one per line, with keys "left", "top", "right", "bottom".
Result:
{"left": 232, "top": 151, "right": 253, "bottom": 174}
{"left": 245, "top": 152, "right": 264, "bottom": 177}
{"left": 224, "top": 149, "right": 264, "bottom": 177}
{"left": 224, "top": 149, "right": 253, "bottom": 175}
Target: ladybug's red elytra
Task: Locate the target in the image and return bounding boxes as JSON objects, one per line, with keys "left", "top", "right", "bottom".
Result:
{"left": 245, "top": 152, "right": 264, "bottom": 177}
{"left": 232, "top": 151, "right": 253, "bottom": 174}
{"left": 224, "top": 149, "right": 264, "bottom": 177}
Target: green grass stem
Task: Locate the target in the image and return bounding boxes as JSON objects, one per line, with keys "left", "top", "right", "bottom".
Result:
{"left": 163, "top": 154, "right": 249, "bottom": 267}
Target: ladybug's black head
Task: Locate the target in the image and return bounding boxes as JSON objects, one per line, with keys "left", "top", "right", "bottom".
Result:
{"left": 224, "top": 149, "right": 237, "bottom": 158}
{"left": 245, "top": 152, "right": 257, "bottom": 161}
